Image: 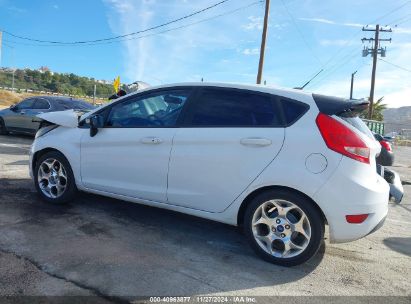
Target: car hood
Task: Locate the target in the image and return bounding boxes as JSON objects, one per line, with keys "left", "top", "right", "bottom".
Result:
{"left": 36, "top": 110, "right": 81, "bottom": 128}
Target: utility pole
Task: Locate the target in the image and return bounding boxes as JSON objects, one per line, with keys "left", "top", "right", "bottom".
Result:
{"left": 350, "top": 71, "right": 357, "bottom": 99}
{"left": 93, "top": 84, "right": 97, "bottom": 105}
{"left": 256, "top": 0, "right": 270, "bottom": 84}
{"left": 362, "top": 24, "right": 392, "bottom": 119}
{"left": 11, "top": 69, "right": 15, "bottom": 91}
{"left": 0, "top": 31, "right": 3, "bottom": 68}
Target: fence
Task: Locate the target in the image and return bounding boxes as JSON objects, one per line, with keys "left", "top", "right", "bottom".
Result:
{"left": 363, "top": 119, "right": 385, "bottom": 135}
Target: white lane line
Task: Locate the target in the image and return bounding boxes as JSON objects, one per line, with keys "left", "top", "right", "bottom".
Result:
{"left": 0, "top": 143, "right": 30, "bottom": 150}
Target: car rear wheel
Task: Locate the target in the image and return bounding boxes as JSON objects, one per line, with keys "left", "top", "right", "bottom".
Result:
{"left": 0, "top": 118, "right": 8, "bottom": 135}
{"left": 34, "top": 151, "right": 77, "bottom": 204}
{"left": 244, "top": 189, "right": 324, "bottom": 266}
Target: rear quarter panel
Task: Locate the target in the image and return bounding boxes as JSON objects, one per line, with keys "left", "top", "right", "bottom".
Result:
{"left": 220, "top": 93, "right": 343, "bottom": 225}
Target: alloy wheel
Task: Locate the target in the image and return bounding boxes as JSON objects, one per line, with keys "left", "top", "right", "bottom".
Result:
{"left": 251, "top": 199, "right": 311, "bottom": 258}
{"left": 37, "top": 158, "right": 68, "bottom": 199}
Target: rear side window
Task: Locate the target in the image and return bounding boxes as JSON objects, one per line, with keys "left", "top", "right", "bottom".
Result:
{"left": 184, "top": 88, "right": 280, "bottom": 127}
{"left": 280, "top": 99, "right": 309, "bottom": 125}
{"left": 33, "top": 99, "right": 50, "bottom": 109}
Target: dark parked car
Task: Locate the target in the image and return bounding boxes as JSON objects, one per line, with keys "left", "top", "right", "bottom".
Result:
{"left": 373, "top": 132, "right": 394, "bottom": 166}
{"left": 0, "top": 96, "right": 94, "bottom": 136}
{"left": 372, "top": 132, "right": 403, "bottom": 203}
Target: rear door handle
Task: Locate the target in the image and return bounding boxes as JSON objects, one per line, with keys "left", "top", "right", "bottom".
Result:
{"left": 141, "top": 137, "right": 163, "bottom": 144}
{"left": 240, "top": 137, "right": 272, "bottom": 146}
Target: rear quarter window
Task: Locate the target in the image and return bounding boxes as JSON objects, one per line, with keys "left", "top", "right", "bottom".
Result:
{"left": 279, "top": 99, "right": 309, "bottom": 126}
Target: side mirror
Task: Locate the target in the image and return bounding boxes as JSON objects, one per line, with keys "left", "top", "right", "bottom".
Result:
{"left": 9, "top": 105, "right": 16, "bottom": 111}
{"left": 89, "top": 114, "right": 104, "bottom": 137}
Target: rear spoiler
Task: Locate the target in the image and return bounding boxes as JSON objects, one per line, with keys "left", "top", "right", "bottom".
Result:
{"left": 312, "top": 94, "right": 369, "bottom": 118}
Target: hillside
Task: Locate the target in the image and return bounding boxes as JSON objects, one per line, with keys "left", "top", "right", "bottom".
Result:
{"left": 0, "top": 89, "right": 99, "bottom": 108}
{"left": 0, "top": 68, "right": 114, "bottom": 98}
{"left": 383, "top": 106, "right": 411, "bottom": 134}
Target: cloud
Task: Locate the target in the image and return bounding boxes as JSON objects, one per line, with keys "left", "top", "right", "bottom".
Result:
{"left": 104, "top": 0, "right": 154, "bottom": 81}
{"left": 103, "top": 0, "right": 264, "bottom": 84}
{"left": 299, "top": 17, "right": 363, "bottom": 28}
{"left": 7, "top": 5, "right": 26, "bottom": 14}
{"left": 342, "top": 22, "right": 362, "bottom": 28}
{"left": 242, "top": 16, "right": 263, "bottom": 30}
{"left": 394, "top": 26, "right": 411, "bottom": 34}
{"left": 320, "top": 39, "right": 358, "bottom": 47}
{"left": 299, "top": 17, "right": 335, "bottom": 25}
{"left": 242, "top": 48, "right": 259, "bottom": 55}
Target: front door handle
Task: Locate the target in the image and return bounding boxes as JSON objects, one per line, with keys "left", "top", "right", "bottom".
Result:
{"left": 141, "top": 137, "right": 163, "bottom": 144}
{"left": 20, "top": 111, "right": 25, "bottom": 115}
{"left": 240, "top": 137, "right": 272, "bottom": 146}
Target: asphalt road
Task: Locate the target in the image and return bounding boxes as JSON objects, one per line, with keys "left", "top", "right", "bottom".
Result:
{"left": 0, "top": 134, "right": 410, "bottom": 302}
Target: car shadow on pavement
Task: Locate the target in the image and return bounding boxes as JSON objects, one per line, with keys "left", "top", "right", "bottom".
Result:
{"left": 0, "top": 178, "right": 325, "bottom": 297}
{"left": 383, "top": 237, "right": 411, "bottom": 257}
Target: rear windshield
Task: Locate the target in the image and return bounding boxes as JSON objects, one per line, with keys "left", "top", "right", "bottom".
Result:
{"left": 341, "top": 117, "right": 374, "bottom": 139}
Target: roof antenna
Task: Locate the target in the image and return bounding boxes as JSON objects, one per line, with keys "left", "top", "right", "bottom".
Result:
{"left": 294, "top": 69, "right": 324, "bottom": 90}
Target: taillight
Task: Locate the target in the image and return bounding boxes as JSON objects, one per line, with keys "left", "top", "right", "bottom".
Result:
{"left": 316, "top": 113, "right": 370, "bottom": 164}
{"left": 380, "top": 140, "right": 392, "bottom": 152}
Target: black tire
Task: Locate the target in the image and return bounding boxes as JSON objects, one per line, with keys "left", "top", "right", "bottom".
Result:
{"left": 243, "top": 189, "right": 324, "bottom": 267}
{"left": 0, "top": 118, "right": 9, "bottom": 135}
{"left": 34, "top": 151, "right": 78, "bottom": 204}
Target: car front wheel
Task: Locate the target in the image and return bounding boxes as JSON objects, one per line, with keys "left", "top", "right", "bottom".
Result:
{"left": 34, "top": 151, "right": 77, "bottom": 204}
{"left": 0, "top": 118, "right": 8, "bottom": 135}
{"left": 244, "top": 189, "right": 324, "bottom": 266}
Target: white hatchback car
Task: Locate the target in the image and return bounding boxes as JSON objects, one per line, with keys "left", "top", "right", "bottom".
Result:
{"left": 29, "top": 83, "right": 389, "bottom": 266}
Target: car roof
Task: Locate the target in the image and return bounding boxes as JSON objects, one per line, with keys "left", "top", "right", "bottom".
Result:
{"left": 34, "top": 96, "right": 85, "bottom": 102}
{"left": 142, "top": 82, "right": 313, "bottom": 96}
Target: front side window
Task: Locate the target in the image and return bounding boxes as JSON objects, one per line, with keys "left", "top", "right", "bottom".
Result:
{"left": 106, "top": 89, "right": 191, "bottom": 127}
{"left": 33, "top": 99, "right": 50, "bottom": 110}
{"left": 16, "top": 99, "right": 35, "bottom": 110}
{"left": 184, "top": 88, "right": 280, "bottom": 127}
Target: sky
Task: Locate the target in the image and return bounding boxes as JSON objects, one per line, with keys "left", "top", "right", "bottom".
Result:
{"left": 0, "top": 0, "right": 410, "bottom": 108}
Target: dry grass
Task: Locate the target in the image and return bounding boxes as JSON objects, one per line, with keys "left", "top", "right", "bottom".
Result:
{"left": 0, "top": 90, "right": 38, "bottom": 107}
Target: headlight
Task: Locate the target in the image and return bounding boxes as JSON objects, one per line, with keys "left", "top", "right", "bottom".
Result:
{"left": 35, "top": 125, "right": 58, "bottom": 139}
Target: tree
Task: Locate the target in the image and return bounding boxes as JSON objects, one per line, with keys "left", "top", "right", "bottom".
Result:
{"left": 360, "top": 97, "right": 387, "bottom": 121}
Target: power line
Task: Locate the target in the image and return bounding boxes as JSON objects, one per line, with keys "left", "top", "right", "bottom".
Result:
{"left": 385, "top": 13, "right": 411, "bottom": 26}
{"left": 368, "top": 0, "right": 411, "bottom": 24}
{"left": 306, "top": 48, "right": 361, "bottom": 89}
{"left": 1, "top": 0, "right": 230, "bottom": 45}
{"left": 3, "top": 1, "right": 262, "bottom": 48}
{"left": 4, "top": 0, "right": 263, "bottom": 47}
{"left": 279, "top": 0, "right": 323, "bottom": 65}
{"left": 395, "top": 15, "right": 411, "bottom": 26}
{"left": 379, "top": 58, "right": 411, "bottom": 73}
